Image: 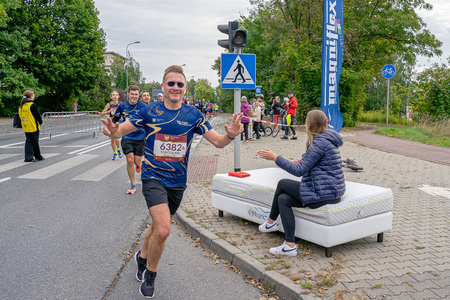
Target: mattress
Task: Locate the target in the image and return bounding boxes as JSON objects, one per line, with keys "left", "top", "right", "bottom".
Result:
{"left": 212, "top": 168, "right": 393, "bottom": 226}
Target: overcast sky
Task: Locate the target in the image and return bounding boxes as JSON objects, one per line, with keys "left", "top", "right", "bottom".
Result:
{"left": 94, "top": 0, "right": 450, "bottom": 87}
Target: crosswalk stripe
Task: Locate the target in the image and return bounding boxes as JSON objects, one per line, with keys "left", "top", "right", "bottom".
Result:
{"left": 0, "top": 154, "right": 21, "bottom": 161}
{"left": 72, "top": 158, "right": 127, "bottom": 181}
{"left": 0, "top": 133, "right": 68, "bottom": 149}
{"left": 0, "top": 153, "right": 60, "bottom": 174}
{"left": 18, "top": 154, "right": 97, "bottom": 179}
{"left": 0, "top": 177, "right": 11, "bottom": 183}
{"left": 68, "top": 140, "right": 110, "bottom": 155}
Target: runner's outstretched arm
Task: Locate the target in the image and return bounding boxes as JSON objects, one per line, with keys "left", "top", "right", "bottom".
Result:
{"left": 101, "top": 117, "right": 137, "bottom": 140}
{"left": 203, "top": 113, "right": 243, "bottom": 148}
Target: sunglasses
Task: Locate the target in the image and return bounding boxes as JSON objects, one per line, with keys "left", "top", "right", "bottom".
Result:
{"left": 167, "top": 81, "right": 185, "bottom": 88}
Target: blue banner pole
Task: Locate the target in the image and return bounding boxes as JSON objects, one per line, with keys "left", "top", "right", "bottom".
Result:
{"left": 321, "top": 0, "right": 345, "bottom": 132}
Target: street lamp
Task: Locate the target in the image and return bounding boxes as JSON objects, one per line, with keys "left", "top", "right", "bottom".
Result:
{"left": 126, "top": 41, "right": 140, "bottom": 90}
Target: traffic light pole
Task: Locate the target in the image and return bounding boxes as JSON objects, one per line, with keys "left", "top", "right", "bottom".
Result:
{"left": 233, "top": 48, "right": 241, "bottom": 172}
{"left": 217, "top": 21, "right": 247, "bottom": 172}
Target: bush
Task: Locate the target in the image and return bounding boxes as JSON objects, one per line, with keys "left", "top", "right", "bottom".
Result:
{"left": 358, "top": 110, "right": 410, "bottom": 125}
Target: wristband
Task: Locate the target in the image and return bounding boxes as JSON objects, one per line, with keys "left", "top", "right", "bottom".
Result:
{"left": 226, "top": 133, "right": 235, "bottom": 140}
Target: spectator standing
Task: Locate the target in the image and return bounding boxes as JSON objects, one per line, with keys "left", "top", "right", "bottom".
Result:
{"left": 73, "top": 100, "right": 78, "bottom": 113}
{"left": 19, "top": 90, "right": 44, "bottom": 162}
{"left": 253, "top": 98, "right": 263, "bottom": 139}
{"left": 240, "top": 96, "right": 250, "bottom": 142}
{"left": 269, "top": 97, "right": 274, "bottom": 123}
{"left": 281, "top": 91, "right": 298, "bottom": 140}
{"left": 272, "top": 96, "right": 283, "bottom": 125}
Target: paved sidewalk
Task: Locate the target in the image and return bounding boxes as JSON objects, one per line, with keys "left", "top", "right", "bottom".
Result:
{"left": 176, "top": 115, "right": 449, "bottom": 299}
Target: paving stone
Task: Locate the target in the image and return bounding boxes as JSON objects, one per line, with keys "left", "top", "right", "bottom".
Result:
{"left": 387, "top": 282, "right": 416, "bottom": 295}
{"left": 403, "top": 289, "right": 441, "bottom": 299}
{"left": 388, "top": 293, "right": 416, "bottom": 300}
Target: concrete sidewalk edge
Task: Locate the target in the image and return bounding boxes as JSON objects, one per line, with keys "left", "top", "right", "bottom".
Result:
{"left": 174, "top": 209, "right": 310, "bottom": 299}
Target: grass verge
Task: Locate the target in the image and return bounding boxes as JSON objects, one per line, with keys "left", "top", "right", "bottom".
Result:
{"left": 374, "top": 126, "right": 449, "bottom": 147}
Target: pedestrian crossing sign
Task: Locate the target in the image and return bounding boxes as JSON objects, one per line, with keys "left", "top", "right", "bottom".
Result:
{"left": 220, "top": 53, "right": 256, "bottom": 89}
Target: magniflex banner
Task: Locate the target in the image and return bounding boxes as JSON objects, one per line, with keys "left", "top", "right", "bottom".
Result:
{"left": 321, "top": 0, "right": 344, "bottom": 132}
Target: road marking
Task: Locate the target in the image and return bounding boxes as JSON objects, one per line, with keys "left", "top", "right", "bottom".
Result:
{"left": 68, "top": 140, "right": 110, "bottom": 155}
{"left": 0, "top": 177, "right": 11, "bottom": 183}
{"left": 18, "top": 154, "right": 97, "bottom": 179}
{"left": 418, "top": 185, "right": 450, "bottom": 199}
{"left": 0, "top": 154, "right": 21, "bottom": 161}
{"left": 72, "top": 158, "right": 127, "bottom": 181}
{"left": 64, "top": 145, "right": 89, "bottom": 148}
{"left": 0, "top": 153, "right": 60, "bottom": 174}
{"left": 0, "top": 133, "right": 68, "bottom": 149}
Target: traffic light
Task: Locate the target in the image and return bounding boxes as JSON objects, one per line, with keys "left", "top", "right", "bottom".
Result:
{"left": 217, "top": 21, "right": 247, "bottom": 52}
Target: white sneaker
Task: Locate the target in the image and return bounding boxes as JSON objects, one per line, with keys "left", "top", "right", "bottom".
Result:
{"left": 269, "top": 242, "right": 298, "bottom": 256}
{"left": 259, "top": 220, "right": 281, "bottom": 233}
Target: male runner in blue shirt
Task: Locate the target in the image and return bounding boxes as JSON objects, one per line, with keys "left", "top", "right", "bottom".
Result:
{"left": 102, "top": 65, "right": 243, "bottom": 298}
{"left": 112, "top": 85, "right": 146, "bottom": 194}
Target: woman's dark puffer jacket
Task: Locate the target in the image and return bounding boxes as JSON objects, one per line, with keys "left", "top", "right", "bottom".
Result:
{"left": 275, "top": 130, "right": 346, "bottom": 205}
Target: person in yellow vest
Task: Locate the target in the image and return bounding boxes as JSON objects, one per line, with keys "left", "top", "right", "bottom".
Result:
{"left": 18, "top": 90, "right": 44, "bottom": 162}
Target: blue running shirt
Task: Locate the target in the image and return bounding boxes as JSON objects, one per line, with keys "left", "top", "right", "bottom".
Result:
{"left": 129, "top": 102, "right": 212, "bottom": 187}
{"left": 114, "top": 100, "right": 146, "bottom": 140}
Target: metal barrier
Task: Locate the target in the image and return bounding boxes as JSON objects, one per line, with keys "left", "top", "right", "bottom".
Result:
{"left": 41, "top": 111, "right": 102, "bottom": 140}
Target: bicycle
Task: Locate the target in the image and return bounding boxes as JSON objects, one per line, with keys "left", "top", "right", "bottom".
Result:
{"left": 272, "top": 108, "right": 289, "bottom": 138}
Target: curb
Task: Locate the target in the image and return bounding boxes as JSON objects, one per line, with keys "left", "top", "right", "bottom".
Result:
{"left": 174, "top": 209, "right": 311, "bottom": 300}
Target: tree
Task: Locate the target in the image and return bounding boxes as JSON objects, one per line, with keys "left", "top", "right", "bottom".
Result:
{"left": 415, "top": 62, "right": 450, "bottom": 118}
{"left": 194, "top": 79, "right": 215, "bottom": 102}
{"left": 3, "top": 0, "right": 106, "bottom": 114}
{"left": 126, "top": 54, "right": 143, "bottom": 87}
{"left": 216, "top": 0, "right": 443, "bottom": 125}
{"left": 0, "top": 0, "right": 43, "bottom": 116}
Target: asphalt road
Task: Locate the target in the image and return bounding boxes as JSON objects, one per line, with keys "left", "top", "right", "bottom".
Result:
{"left": 0, "top": 125, "right": 270, "bottom": 300}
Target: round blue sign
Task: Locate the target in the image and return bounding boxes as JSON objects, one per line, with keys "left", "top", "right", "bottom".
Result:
{"left": 382, "top": 64, "right": 396, "bottom": 79}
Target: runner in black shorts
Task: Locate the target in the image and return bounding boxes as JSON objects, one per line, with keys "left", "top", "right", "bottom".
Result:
{"left": 142, "top": 179, "right": 185, "bottom": 215}
{"left": 101, "top": 65, "right": 243, "bottom": 298}
{"left": 121, "top": 139, "right": 145, "bottom": 157}
{"left": 112, "top": 85, "right": 146, "bottom": 194}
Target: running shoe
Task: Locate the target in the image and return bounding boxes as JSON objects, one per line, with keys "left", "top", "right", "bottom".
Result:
{"left": 140, "top": 269, "right": 157, "bottom": 298}
{"left": 280, "top": 136, "right": 288, "bottom": 140}
{"left": 135, "top": 250, "right": 147, "bottom": 282}
{"left": 127, "top": 184, "right": 137, "bottom": 194}
{"left": 259, "top": 220, "right": 281, "bottom": 233}
{"left": 269, "top": 241, "right": 298, "bottom": 256}
{"left": 291, "top": 136, "right": 297, "bottom": 140}
{"left": 136, "top": 164, "right": 141, "bottom": 173}
{"left": 112, "top": 153, "right": 117, "bottom": 160}
{"left": 117, "top": 149, "right": 123, "bottom": 158}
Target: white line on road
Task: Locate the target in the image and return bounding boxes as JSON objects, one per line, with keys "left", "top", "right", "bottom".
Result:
{"left": 0, "top": 154, "right": 21, "bottom": 161}
{"left": 0, "top": 177, "right": 11, "bottom": 183}
{"left": 72, "top": 158, "right": 127, "bottom": 181}
{"left": 0, "top": 153, "right": 60, "bottom": 174}
{"left": 18, "top": 154, "right": 97, "bottom": 179}
{"left": 68, "top": 140, "right": 110, "bottom": 155}
{"left": 0, "top": 133, "right": 68, "bottom": 149}
{"left": 418, "top": 185, "right": 450, "bottom": 199}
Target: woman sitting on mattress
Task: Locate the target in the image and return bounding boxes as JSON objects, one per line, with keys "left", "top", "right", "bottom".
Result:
{"left": 256, "top": 109, "right": 346, "bottom": 256}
